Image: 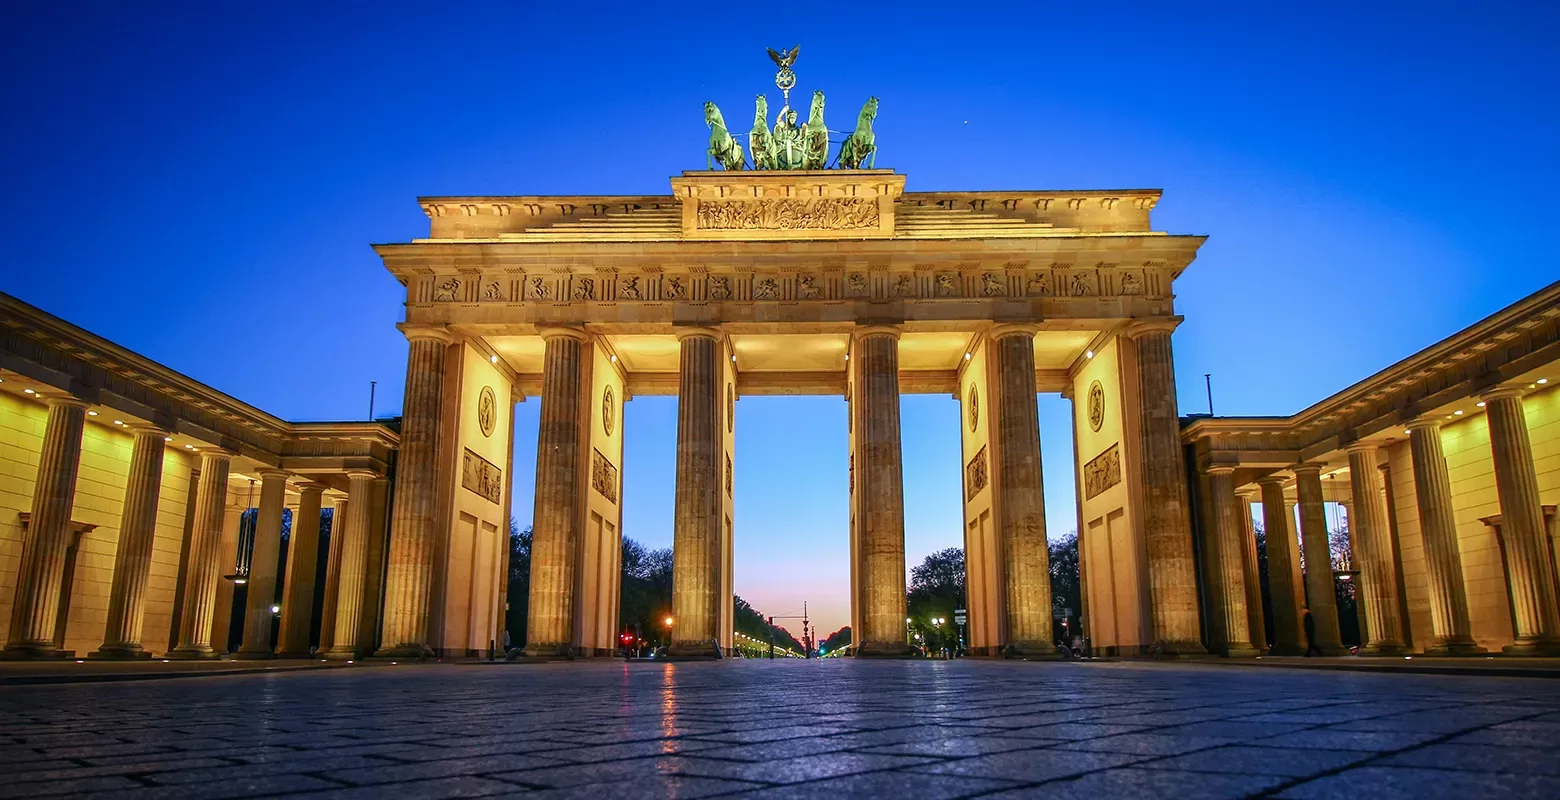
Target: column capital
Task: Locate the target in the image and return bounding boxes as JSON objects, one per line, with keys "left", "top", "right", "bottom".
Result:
{"left": 344, "top": 469, "right": 380, "bottom": 482}
{"left": 198, "top": 447, "right": 239, "bottom": 461}
{"left": 1123, "top": 316, "right": 1183, "bottom": 338}
{"left": 295, "top": 481, "right": 329, "bottom": 494}
{"left": 852, "top": 324, "right": 901, "bottom": 341}
{"left": 255, "top": 468, "right": 291, "bottom": 481}
{"left": 1290, "top": 461, "right": 1325, "bottom": 476}
{"left": 1479, "top": 385, "right": 1527, "bottom": 402}
{"left": 1406, "top": 418, "right": 1443, "bottom": 433}
{"left": 125, "top": 423, "right": 171, "bottom": 438}
{"left": 673, "top": 326, "right": 722, "bottom": 342}
{"left": 38, "top": 392, "right": 91, "bottom": 411}
{"left": 536, "top": 326, "right": 589, "bottom": 343}
{"left": 1236, "top": 486, "right": 1261, "bottom": 500}
{"left": 1344, "top": 439, "right": 1382, "bottom": 455}
{"left": 397, "top": 323, "right": 457, "bottom": 345}
{"left": 1257, "top": 474, "right": 1291, "bottom": 488}
{"left": 1206, "top": 465, "right": 1237, "bottom": 477}
{"left": 987, "top": 322, "right": 1039, "bottom": 340}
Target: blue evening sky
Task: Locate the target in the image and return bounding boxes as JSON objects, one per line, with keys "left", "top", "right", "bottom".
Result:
{"left": 3, "top": 4, "right": 1555, "bottom": 635}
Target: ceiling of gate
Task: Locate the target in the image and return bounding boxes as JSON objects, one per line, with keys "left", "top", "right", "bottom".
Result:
{"left": 485, "top": 329, "right": 1098, "bottom": 396}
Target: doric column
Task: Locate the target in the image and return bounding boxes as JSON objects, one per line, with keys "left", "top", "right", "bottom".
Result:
{"left": 91, "top": 425, "right": 169, "bottom": 659}
{"left": 1346, "top": 443, "right": 1407, "bottom": 654}
{"left": 1293, "top": 464, "right": 1346, "bottom": 654}
{"left": 853, "top": 325, "right": 915, "bottom": 657}
{"left": 1124, "top": 321, "right": 1205, "bottom": 654}
{"left": 236, "top": 469, "right": 289, "bottom": 658}
{"left": 276, "top": 481, "right": 325, "bottom": 658}
{"left": 1259, "top": 477, "right": 1304, "bottom": 656}
{"left": 2, "top": 395, "right": 89, "bottom": 659}
{"left": 1406, "top": 419, "right": 1482, "bottom": 654}
{"left": 1206, "top": 467, "right": 1257, "bottom": 656}
{"left": 991, "top": 325, "right": 1055, "bottom": 655}
{"left": 325, "top": 470, "right": 377, "bottom": 659}
{"left": 1482, "top": 388, "right": 1560, "bottom": 654}
{"left": 1237, "top": 487, "right": 1267, "bottom": 654}
{"left": 670, "top": 328, "right": 723, "bottom": 657}
{"left": 168, "top": 449, "right": 236, "bottom": 659}
{"left": 316, "top": 495, "right": 348, "bottom": 653}
{"left": 523, "top": 328, "right": 587, "bottom": 657}
{"left": 377, "top": 326, "right": 452, "bottom": 657}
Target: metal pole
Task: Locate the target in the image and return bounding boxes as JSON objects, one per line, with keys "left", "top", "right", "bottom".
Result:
{"left": 1204, "top": 373, "right": 1214, "bottom": 416}
{"left": 369, "top": 380, "right": 378, "bottom": 421}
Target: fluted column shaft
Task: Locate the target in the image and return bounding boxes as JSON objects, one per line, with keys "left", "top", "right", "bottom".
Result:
{"left": 92, "top": 426, "right": 168, "bottom": 659}
{"left": 317, "top": 497, "right": 348, "bottom": 653}
{"left": 1259, "top": 478, "right": 1305, "bottom": 655}
{"left": 237, "top": 470, "right": 289, "bottom": 658}
{"left": 1406, "top": 420, "right": 1481, "bottom": 653}
{"left": 524, "top": 330, "right": 586, "bottom": 657}
{"left": 378, "top": 329, "right": 450, "bottom": 657}
{"left": 1293, "top": 464, "right": 1346, "bottom": 654}
{"left": 1127, "top": 324, "right": 1205, "bottom": 654}
{"left": 168, "top": 450, "right": 235, "bottom": 658}
{"left": 1483, "top": 389, "right": 1560, "bottom": 653}
{"left": 670, "top": 330, "right": 722, "bottom": 656}
{"left": 1207, "top": 468, "right": 1256, "bottom": 656}
{"left": 3, "top": 396, "right": 89, "bottom": 658}
{"left": 854, "top": 328, "right": 913, "bottom": 657}
{"left": 325, "top": 471, "right": 376, "bottom": 659}
{"left": 276, "top": 483, "right": 325, "bottom": 657}
{"left": 1237, "top": 490, "right": 1267, "bottom": 653}
{"left": 1347, "top": 444, "right": 1407, "bottom": 654}
{"left": 992, "top": 328, "right": 1054, "bottom": 652}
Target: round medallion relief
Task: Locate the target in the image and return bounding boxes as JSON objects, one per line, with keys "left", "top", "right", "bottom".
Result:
{"left": 602, "top": 385, "right": 616, "bottom": 436}
{"left": 477, "top": 385, "right": 497, "bottom": 438}
{"left": 967, "top": 384, "right": 979, "bottom": 431}
{"left": 726, "top": 384, "right": 735, "bottom": 433}
{"left": 1088, "top": 380, "right": 1105, "bottom": 433}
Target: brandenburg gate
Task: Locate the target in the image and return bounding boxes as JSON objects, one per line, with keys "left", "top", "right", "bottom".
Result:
{"left": 372, "top": 166, "right": 1208, "bottom": 658}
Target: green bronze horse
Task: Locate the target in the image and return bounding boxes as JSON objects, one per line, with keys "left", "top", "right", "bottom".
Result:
{"left": 839, "top": 97, "right": 879, "bottom": 170}
{"left": 704, "top": 101, "right": 746, "bottom": 171}
{"left": 801, "top": 90, "right": 829, "bottom": 170}
{"left": 749, "top": 95, "right": 775, "bottom": 170}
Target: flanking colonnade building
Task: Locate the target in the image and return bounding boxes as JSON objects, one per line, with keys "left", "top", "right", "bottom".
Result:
{"left": 1, "top": 169, "right": 1555, "bottom": 660}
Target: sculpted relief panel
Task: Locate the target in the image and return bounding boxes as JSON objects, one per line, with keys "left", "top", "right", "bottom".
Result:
{"left": 696, "top": 198, "right": 879, "bottom": 231}
{"left": 462, "top": 448, "right": 503, "bottom": 505}
{"left": 591, "top": 449, "right": 619, "bottom": 504}
{"left": 1083, "top": 444, "right": 1121, "bottom": 501}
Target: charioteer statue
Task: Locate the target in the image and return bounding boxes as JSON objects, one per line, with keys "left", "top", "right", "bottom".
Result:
{"left": 704, "top": 46, "right": 878, "bottom": 171}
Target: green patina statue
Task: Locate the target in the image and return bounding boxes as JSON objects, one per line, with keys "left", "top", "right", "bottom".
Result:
{"left": 749, "top": 95, "right": 775, "bottom": 170}
{"left": 839, "top": 97, "right": 878, "bottom": 169}
{"left": 704, "top": 101, "right": 746, "bottom": 171}
{"left": 704, "top": 47, "right": 879, "bottom": 171}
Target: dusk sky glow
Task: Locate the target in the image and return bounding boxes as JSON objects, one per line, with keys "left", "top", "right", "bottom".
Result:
{"left": 4, "top": 4, "right": 1556, "bottom": 636}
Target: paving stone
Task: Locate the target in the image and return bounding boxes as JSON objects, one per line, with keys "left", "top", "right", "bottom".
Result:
{"left": 985, "top": 766, "right": 1288, "bottom": 798}
{"left": 907, "top": 748, "right": 1146, "bottom": 782}
{"left": 1140, "top": 744, "right": 1374, "bottom": 778}
{"left": 731, "top": 769, "right": 1022, "bottom": 798}
{"left": 1276, "top": 765, "right": 1560, "bottom": 799}
{"left": 1378, "top": 742, "right": 1560, "bottom": 775}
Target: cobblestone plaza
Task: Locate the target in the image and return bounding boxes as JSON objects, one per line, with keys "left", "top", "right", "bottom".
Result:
{"left": 2, "top": 660, "right": 1556, "bottom": 798}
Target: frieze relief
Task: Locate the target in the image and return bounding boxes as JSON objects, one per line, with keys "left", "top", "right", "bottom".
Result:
{"left": 1083, "top": 444, "right": 1122, "bottom": 501}
{"left": 424, "top": 265, "right": 1169, "bottom": 305}
{"left": 696, "top": 198, "right": 879, "bottom": 231}
{"left": 461, "top": 448, "right": 503, "bottom": 505}
{"left": 965, "top": 445, "right": 989, "bottom": 502}
{"left": 591, "top": 448, "right": 619, "bottom": 503}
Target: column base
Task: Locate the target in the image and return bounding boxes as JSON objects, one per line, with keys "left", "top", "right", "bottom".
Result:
{"left": 231, "top": 650, "right": 277, "bottom": 661}
{"left": 1503, "top": 638, "right": 1560, "bottom": 657}
{"left": 514, "top": 643, "right": 574, "bottom": 660}
{"left": 273, "top": 651, "right": 318, "bottom": 660}
{"left": 0, "top": 644, "right": 76, "bottom": 660}
{"left": 1148, "top": 639, "right": 1210, "bottom": 658}
{"left": 164, "top": 645, "right": 221, "bottom": 660}
{"left": 667, "top": 640, "right": 723, "bottom": 660}
{"left": 854, "top": 642, "right": 920, "bottom": 659}
{"left": 88, "top": 645, "right": 152, "bottom": 660}
{"left": 1358, "top": 642, "right": 1412, "bottom": 657}
{"left": 374, "top": 643, "right": 435, "bottom": 660}
{"left": 1424, "top": 639, "right": 1488, "bottom": 656}
{"left": 1221, "top": 643, "right": 1261, "bottom": 658}
{"left": 322, "top": 647, "right": 364, "bottom": 661}
{"left": 1268, "top": 643, "right": 1306, "bottom": 657}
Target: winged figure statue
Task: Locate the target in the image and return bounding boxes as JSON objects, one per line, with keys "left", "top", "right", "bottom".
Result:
{"left": 767, "top": 46, "right": 799, "bottom": 68}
